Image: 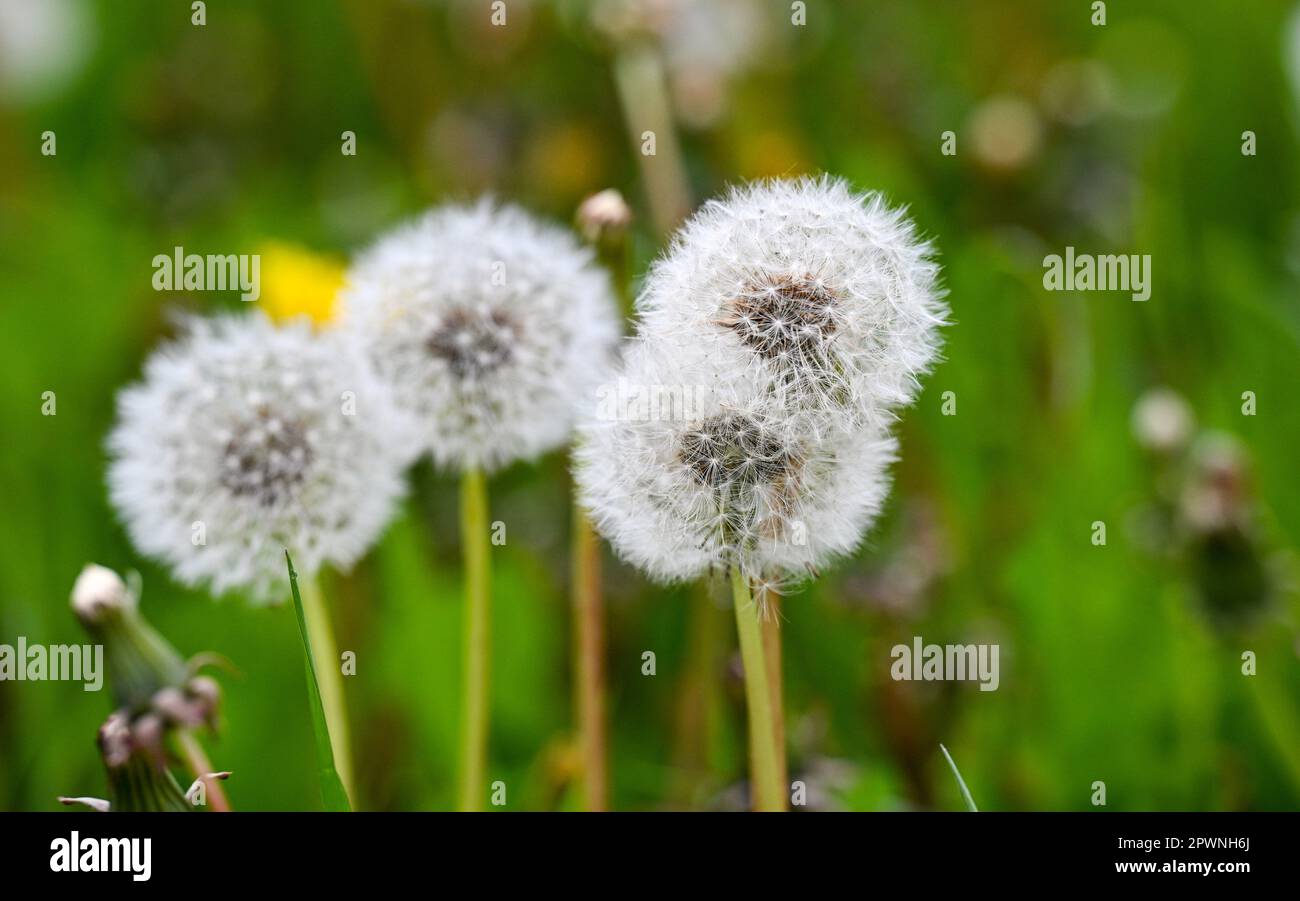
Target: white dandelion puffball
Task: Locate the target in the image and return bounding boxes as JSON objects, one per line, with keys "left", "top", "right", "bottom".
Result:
{"left": 636, "top": 176, "right": 947, "bottom": 431}
{"left": 108, "top": 314, "right": 409, "bottom": 601}
{"left": 575, "top": 338, "right": 897, "bottom": 585}
{"left": 340, "top": 200, "right": 621, "bottom": 473}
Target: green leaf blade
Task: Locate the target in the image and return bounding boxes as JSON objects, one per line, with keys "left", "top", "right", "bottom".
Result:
{"left": 286, "top": 551, "right": 352, "bottom": 812}
{"left": 940, "top": 743, "right": 979, "bottom": 812}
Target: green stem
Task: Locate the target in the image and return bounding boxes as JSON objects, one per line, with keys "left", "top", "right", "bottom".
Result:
{"left": 759, "top": 587, "right": 788, "bottom": 797}
{"left": 457, "top": 467, "right": 491, "bottom": 811}
{"left": 730, "top": 566, "right": 786, "bottom": 812}
{"left": 299, "top": 575, "right": 355, "bottom": 805}
{"left": 572, "top": 504, "right": 608, "bottom": 810}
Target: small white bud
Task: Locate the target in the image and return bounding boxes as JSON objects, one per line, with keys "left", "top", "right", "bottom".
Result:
{"left": 71, "top": 564, "right": 132, "bottom": 623}
{"left": 577, "top": 189, "right": 632, "bottom": 243}
{"left": 1131, "top": 387, "right": 1193, "bottom": 452}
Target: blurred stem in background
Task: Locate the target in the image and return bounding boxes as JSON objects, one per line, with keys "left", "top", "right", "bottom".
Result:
{"left": 609, "top": 38, "right": 736, "bottom": 809}
{"left": 1246, "top": 653, "right": 1300, "bottom": 796}
{"left": 611, "top": 41, "right": 691, "bottom": 237}
{"left": 299, "top": 575, "right": 355, "bottom": 804}
{"left": 457, "top": 466, "right": 491, "bottom": 811}
{"left": 669, "top": 581, "right": 727, "bottom": 806}
{"left": 571, "top": 497, "right": 608, "bottom": 810}
{"left": 730, "top": 567, "right": 786, "bottom": 812}
{"left": 570, "top": 188, "right": 634, "bottom": 811}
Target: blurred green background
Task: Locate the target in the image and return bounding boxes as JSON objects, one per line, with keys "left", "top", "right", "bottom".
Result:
{"left": 2, "top": 0, "right": 1299, "bottom": 812}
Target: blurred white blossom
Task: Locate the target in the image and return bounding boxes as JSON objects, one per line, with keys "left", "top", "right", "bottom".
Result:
{"left": 108, "top": 314, "right": 409, "bottom": 601}
{"left": 340, "top": 200, "right": 621, "bottom": 473}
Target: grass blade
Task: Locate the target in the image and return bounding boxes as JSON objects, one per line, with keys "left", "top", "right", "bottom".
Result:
{"left": 940, "top": 743, "right": 978, "bottom": 812}
{"left": 286, "top": 551, "right": 351, "bottom": 812}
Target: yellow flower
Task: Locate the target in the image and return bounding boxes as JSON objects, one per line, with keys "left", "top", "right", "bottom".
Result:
{"left": 257, "top": 241, "right": 346, "bottom": 326}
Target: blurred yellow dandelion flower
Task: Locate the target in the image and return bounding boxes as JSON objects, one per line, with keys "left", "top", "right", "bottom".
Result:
{"left": 257, "top": 241, "right": 346, "bottom": 326}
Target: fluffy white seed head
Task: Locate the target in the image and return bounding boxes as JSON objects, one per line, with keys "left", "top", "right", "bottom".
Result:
{"left": 576, "top": 338, "right": 897, "bottom": 586}
{"left": 636, "top": 176, "right": 948, "bottom": 432}
{"left": 339, "top": 200, "right": 621, "bottom": 473}
{"left": 107, "top": 314, "right": 409, "bottom": 602}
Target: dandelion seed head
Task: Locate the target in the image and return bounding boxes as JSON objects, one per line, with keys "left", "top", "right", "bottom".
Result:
{"left": 575, "top": 338, "right": 897, "bottom": 585}
{"left": 341, "top": 199, "right": 621, "bottom": 472}
{"left": 637, "top": 176, "right": 948, "bottom": 431}
{"left": 107, "top": 314, "right": 409, "bottom": 602}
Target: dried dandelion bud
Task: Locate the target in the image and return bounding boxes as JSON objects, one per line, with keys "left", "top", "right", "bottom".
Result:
{"left": 93, "top": 711, "right": 193, "bottom": 813}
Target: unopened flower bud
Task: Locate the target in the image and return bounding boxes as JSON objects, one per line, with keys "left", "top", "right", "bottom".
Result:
{"left": 71, "top": 567, "right": 189, "bottom": 714}
{"left": 577, "top": 189, "right": 633, "bottom": 244}
{"left": 1131, "top": 388, "right": 1194, "bottom": 454}
{"left": 70, "top": 564, "right": 132, "bottom": 625}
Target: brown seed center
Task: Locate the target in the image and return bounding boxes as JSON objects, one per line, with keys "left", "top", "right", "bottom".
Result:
{"left": 718, "top": 273, "right": 839, "bottom": 363}
{"left": 426, "top": 307, "right": 518, "bottom": 378}
{"left": 219, "top": 413, "right": 312, "bottom": 506}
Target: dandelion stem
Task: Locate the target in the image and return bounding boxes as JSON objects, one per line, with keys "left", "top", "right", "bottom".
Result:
{"left": 572, "top": 503, "right": 608, "bottom": 810}
{"left": 175, "top": 729, "right": 231, "bottom": 812}
{"left": 299, "top": 575, "right": 355, "bottom": 805}
{"left": 730, "top": 566, "right": 786, "bottom": 811}
{"left": 758, "top": 587, "right": 788, "bottom": 796}
{"left": 457, "top": 466, "right": 491, "bottom": 812}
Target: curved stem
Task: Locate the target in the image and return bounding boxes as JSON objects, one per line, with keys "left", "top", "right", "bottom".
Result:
{"left": 572, "top": 506, "right": 608, "bottom": 810}
{"left": 730, "top": 567, "right": 786, "bottom": 811}
{"left": 457, "top": 467, "right": 491, "bottom": 811}
{"left": 299, "top": 576, "right": 354, "bottom": 805}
